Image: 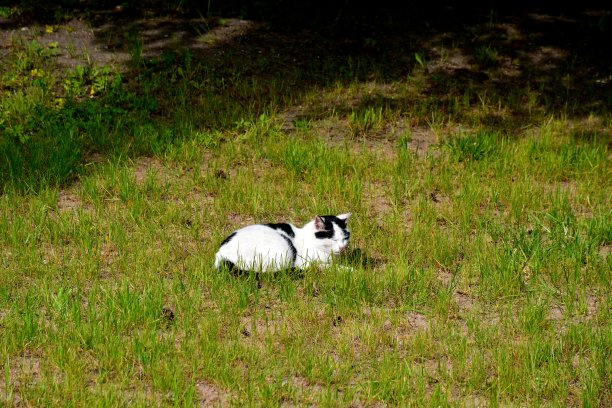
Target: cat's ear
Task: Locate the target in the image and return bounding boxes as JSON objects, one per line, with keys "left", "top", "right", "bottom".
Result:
{"left": 337, "top": 213, "right": 351, "bottom": 222}
{"left": 314, "top": 216, "right": 326, "bottom": 231}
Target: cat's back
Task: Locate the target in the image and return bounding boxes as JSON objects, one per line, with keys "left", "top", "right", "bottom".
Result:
{"left": 221, "top": 223, "right": 296, "bottom": 244}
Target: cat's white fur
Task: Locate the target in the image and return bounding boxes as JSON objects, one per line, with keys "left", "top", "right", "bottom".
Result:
{"left": 214, "top": 213, "right": 351, "bottom": 272}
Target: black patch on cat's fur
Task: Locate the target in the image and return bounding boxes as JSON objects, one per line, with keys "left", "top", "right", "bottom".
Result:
{"left": 219, "top": 232, "right": 237, "bottom": 248}
{"left": 314, "top": 215, "right": 349, "bottom": 240}
{"left": 217, "top": 259, "right": 237, "bottom": 272}
{"left": 217, "top": 259, "right": 250, "bottom": 276}
{"left": 320, "top": 216, "right": 334, "bottom": 230}
{"left": 264, "top": 223, "right": 295, "bottom": 238}
{"left": 280, "top": 234, "right": 297, "bottom": 265}
{"left": 323, "top": 215, "right": 347, "bottom": 230}
{"left": 315, "top": 230, "right": 335, "bottom": 239}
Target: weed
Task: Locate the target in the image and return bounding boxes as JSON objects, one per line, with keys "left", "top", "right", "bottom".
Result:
{"left": 0, "top": 6, "right": 17, "bottom": 18}
{"left": 475, "top": 44, "right": 499, "bottom": 67}
{"left": 348, "top": 106, "right": 384, "bottom": 137}
{"left": 397, "top": 130, "right": 412, "bottom": 149}
{"left": 444, "top": 131, "right": 498, "bottom": 162}
{"left": 414, "top": 52, "right": 426, "bottom": 69}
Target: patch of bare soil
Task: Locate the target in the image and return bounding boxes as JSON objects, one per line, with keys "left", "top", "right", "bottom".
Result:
{"left": 362, "top": 308, "right": 429, "bottom": 351}
{"left": 390, "top": 121, "right": 441, "bottom": 157}
{"left": 57, "top": 184, "right": 93, "bottom": 214}
{"left": 423, "top": 356, "right": 453, "bottom": 380}
{"left": 364, "top": 180, "right": 393, "bottom": 218}
{"left": 453, "top": 291, "right": 475, "bottom": 312}
{"left": 225, "top": 212, "right": 256, "bottom": 228}
{"left": 348, "top": 400, "right": 387, "bottom": 408}
{"left": 3, "top": 19, "right": 125, "bottom": 69}
{"left": 97, "top": 239, "right": 119, "bottom": 276}
{"left": 195, "top": 379, "right": 232, "bottom": 407}
{"left": 549, "top": 305, "right": 564, "bottom": 321}
{"left": 455, "top": 394, "right": 488, "bottom": 407}
{"left": 0, "top": 354, "right": 42, "bottom": 405}
{"left": 546, "top": 292, "right": 601, "bottom": 334}
{"left": 437, "top": 269, "right": 476, "bottom": 311}
{"left": 239, "top": 306, "right": 286, "bottom": 349}
{"left": 407, "top": 127, "right": 441, "bottom": 157}
{"left": 133, "top": 156, "right": 166, "bottom": 184}
{"left": 125, "top": 386, "right": 166, "bottom": 406}
{"left": 183, "top": 189, "right": 216, "bottom": 209}
{"left": 86, "top": 381, "right": 166, "bottom": 406}
{"left": 435, "top": 269, "right": 477, "bottom": 324}
{"left": 199, "top": 19, "right": 256, "bottom": 48}
{"left": 279, "top": 106, "right": 308, "bottom": 132}
{"left": 388, "top": 311, "right": 430, "bottom": 350}
{"left": 57, "top": 189, "right": 82, "bottom": 211}
{"left": 309, "top": 117, "right": 353, "bottom": 143}
{"left": 436, "top": 269, "right": 454, "bottom": 287}
{"left": 426, "top": 32, "right": 493, "bottom": 78}
{"left": 429, "top": 189, "right": 451, "bottom": 207}
{"left": 598, "top": 245, "right": 611, "bottom": 258}
{"left": 281, "top": 375, "right": 328, "bottom": 406}
{"left": 355, "top": 307, "right": 427, "bottom": 356}
{"left": 405, "top": 311, "right": 429, "bottom": 331}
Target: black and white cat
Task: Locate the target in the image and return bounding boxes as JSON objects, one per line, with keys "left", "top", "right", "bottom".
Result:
{"left": 214, "top": 213, "right": 351, "bottom": 272}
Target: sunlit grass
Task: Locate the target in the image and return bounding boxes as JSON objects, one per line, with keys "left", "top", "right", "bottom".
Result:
{"left": 2, "top": 115, "right": 609, "bottom": 405}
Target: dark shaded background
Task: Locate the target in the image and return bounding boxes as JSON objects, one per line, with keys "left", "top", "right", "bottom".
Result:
{"left": 3, "top": 0, "right": 609, "bottom": 117}
{"left": 0, "top": 0, "right": 610, "bottom": 188}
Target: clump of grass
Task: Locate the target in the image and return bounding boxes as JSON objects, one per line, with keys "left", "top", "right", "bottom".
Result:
{"left": 348, "top": 106, "right": 384, "bottom": 137}
{"left": 396, "top": 130, "right": 412, "bottom": 149}
{"left": 0, "top": 6, "right": 17, "bottom": 18}
{"left": 475, "top": 44, "right": 499, "bottom": 67}
{"left": 63, "top": 65, "right": 114, "bottom": 98}
{"left": 443, "top": 130, "right": 498, "bottom": 162}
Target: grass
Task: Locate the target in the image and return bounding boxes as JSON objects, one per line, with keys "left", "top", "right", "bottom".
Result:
{"left": 1, "top": 4, "right": 611, "bottom": 407}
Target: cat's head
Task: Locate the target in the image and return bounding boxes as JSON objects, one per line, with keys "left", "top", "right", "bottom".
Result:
{"left": 310, "top": 213, "right": 351, "bottom": 254}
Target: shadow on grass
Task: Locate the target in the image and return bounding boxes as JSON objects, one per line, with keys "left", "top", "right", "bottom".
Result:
{"left": 342, "top": 248, "right": 385, "bottom": 270}
{"left": 217, "top": 259, "right": 306, "bottom": 285}
{"left": 1, "top": 1, "right": 610, "bottom": 190}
